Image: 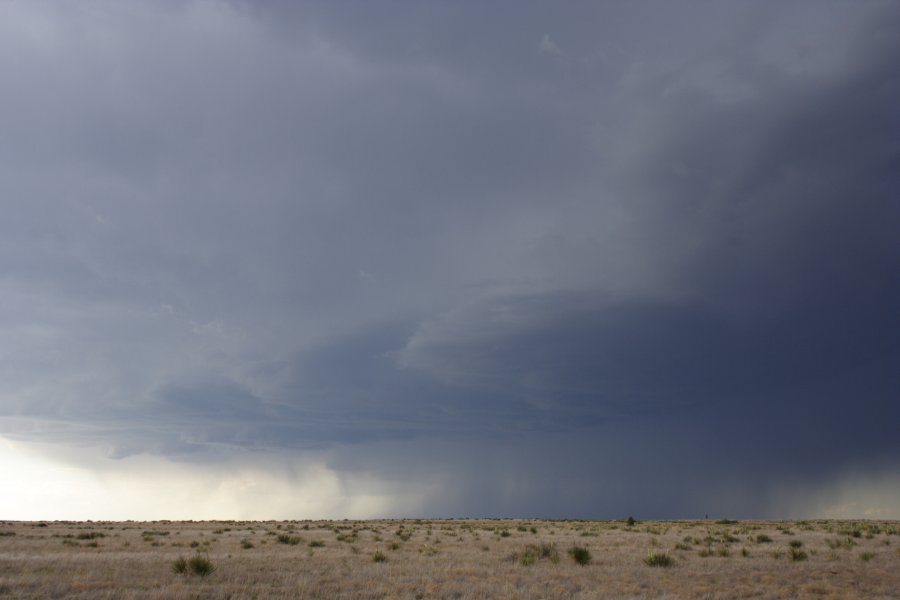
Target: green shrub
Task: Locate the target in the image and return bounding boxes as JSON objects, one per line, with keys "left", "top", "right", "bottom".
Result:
{"left": 372, "top": 551, "right": 387, "bottom": 562}
{"left": 277, "top": 534, "right": 301, "bottom": 545}
{"left": 756, "top": 534, "right": 773, "bottom": 543}
{"left": 860, "top": 552, "right": 875, "bottom": 562}
{"left": 171, "top": 556, "right": 187, "bottom": 574}
{"left": 187, "top": 553, "right": 216, "bottom": 577}
{"left": 308, "top": 540, "right": 325, "bottom": 547}
{"left": 627, "top": 516, "right": 636, "bottom": 527}
{"left": 241, "top": 540, "right": 254, "bottom": 549}
{"left": 568, "top": 546, "right": 592, "bottom": 566}
{"left": 789, "top": 540, "right": 803, "bottom": 548}
{"left": 644, "top": 551, "right": 673, "bottom": 567}
{"left": 519, "top": 542, "right": 559, "bottom": 566}
{"left": 789, "top": 548, "right": 808, "bottom": 562}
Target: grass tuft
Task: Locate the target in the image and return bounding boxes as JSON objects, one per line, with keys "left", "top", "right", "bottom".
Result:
{"left": 644, "top": 551, "right": 674, "bottom": 567}
{"left": 789, "top": 548, "right": 808, "bottom": 562}
{"left": 187, "top": 553, "right": 216, "bottom": 577}
{"left": 568, "top": 545, "right": 592, "bottom": 566}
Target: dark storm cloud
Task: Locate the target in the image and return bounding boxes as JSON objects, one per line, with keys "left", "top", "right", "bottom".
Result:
{"left": 0, "top": 0, "right": 897, "bottom": 516}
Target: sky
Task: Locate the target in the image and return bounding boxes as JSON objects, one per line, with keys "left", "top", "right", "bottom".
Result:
{"left": 0, "top": 0, "right": 898, "bottom": 521}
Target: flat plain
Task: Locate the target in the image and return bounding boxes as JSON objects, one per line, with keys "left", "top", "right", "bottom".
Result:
{"left": 0, "top": 518, "right": 898, "bottom": 599}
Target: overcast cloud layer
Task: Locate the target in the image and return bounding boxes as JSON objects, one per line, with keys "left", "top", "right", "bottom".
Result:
{"left": 1, "top": 0, "right": 898, "bottom": 519}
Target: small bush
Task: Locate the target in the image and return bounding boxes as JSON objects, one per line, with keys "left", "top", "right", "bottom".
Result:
{"left": 372, "top": 551, "right": 387, "bottom": 562}
{"left": 171, "top": 556, "right": 187, "bottom": 574}
{"left": 308, "top": 540, "right": 325, "bottom": 548}
{"left": 241, "top": 540, "right": 254, "bottom": 549}
{"left": 627, "top": 516, "right": 636, "bottom": 527}
{"left": 188, "top": 553, "right": 216, "bottom": 577}
{"left": 277, "top": 534, "right": 301, "bottom": 546}
{"left": 519, "top": 542, "right": 559, "bottom": 566}
{"left": 568, "top": 546, "right": 592, "bottom": 566}
{"left": 644, "top": 551, "right": 674, "bottom": 567}
{"left": 388, "top": 542, "right": 400, "bottom": 551}
{"left": 859, "top": 552, "right": 875, "bottom": 562}
{"left": 789, "top": 540, "right": 803, "bottom": 548}
{"left": 789, "top": 548, "right": 808, "bottom": 562}
{"left": 756, "top": 534, "right": 773, "bottom": 543}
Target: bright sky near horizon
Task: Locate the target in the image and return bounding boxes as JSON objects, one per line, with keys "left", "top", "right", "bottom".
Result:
{"left": 1, "top": 0, "right": 898, "bottom": 520}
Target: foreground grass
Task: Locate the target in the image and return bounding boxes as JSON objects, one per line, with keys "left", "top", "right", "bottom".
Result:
{"left": 0, "top": 519, "right": 898, "bottom": 599}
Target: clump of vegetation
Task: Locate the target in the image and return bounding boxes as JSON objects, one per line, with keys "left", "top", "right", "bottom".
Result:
{"left": 518, "top": 542, "right": 560, "bottom": 566}
{"left": 644, "top": 551, "right": 674, "bottom": 567}
{"left": 716, "top": 519, "right": 738, "bottom": 525}
{"left": 789, "top": 548, "right": 808, "bottom": 562}
{"left": 372, "top": 551, "right": 387, "bottom": 562}
{"left": 395, "top": 528, "right": 412, "bottom": 542}
{"left": 308, "top": 540, "right": 325, "bottom": 548}
{"left": 859, "top": 552, "right": 875, "bottom": 562}
{"left": 568, "top": 546, "right": 592, "bottom": 566}
{"left": 187, "top": 554, "right": 216, "bottom": 577}
{"left": 626, "top": 516, "right": 636, "bottom": 527}
{"left": 241, "top": 540, "right": 254, "bottom": 549}
{"left": 171, "top": 556, "right": 187, "bottom": 574}
{"left": 277, "top": 534, "right": 302, "bottom": 546}
{"left": 756, "top": 534, "right": 773, "bottom": 543}
{"left": 789, "top": 540, "right": 803, "bottom": 548}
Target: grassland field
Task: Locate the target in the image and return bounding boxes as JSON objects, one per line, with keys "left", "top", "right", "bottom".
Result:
{"left": 0, "top": 518, "right": 898, "bottom": 599}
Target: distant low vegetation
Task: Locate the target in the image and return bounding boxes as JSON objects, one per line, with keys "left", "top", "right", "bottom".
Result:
{"left": 0, "top": 519, "right": 897, "bottom": 598}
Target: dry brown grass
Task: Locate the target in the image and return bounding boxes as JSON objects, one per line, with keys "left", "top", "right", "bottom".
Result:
{"left": 0, "top": 519, "right": 898, "bottom": 599}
